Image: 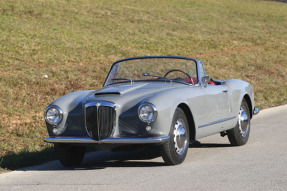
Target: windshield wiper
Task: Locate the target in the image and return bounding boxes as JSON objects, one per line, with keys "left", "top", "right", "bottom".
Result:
{"left": 111, "top": 78, "right": 132, "bottom": 82}
{"left": 110, "top": 78, "right": 133, "bottom": 85}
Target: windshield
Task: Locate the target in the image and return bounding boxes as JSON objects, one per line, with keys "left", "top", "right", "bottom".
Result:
{"left": 104, "top": 57, "right": 198, "bottom": 86}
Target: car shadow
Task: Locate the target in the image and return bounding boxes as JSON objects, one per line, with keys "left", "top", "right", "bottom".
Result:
{"left": 192, "top": 143, "right": 233, "bottom": 148}
{"left": 5, "top": 141, "right": 233, "bottom": 172}
{"left": 17, "top": 149, "right": 165, "bottom": 172}
{"left": 189, "top": 140, "right": 233, "bottom": 148}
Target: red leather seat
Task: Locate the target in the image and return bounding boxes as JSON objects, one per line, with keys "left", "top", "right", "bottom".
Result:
{"left": 184, "top": 78, "right": 198, "bottom": 84}
{"left": 185, "top": 77, "right": 215, "bottom": 85}
{"left": 208, "top": 80, "right": 215, "bottom": 85}
{"left": 192, "top": 78, "right": 198, "bottom": 84}
{"left": 184, "top": 78, "right": 191, "bottom": 83}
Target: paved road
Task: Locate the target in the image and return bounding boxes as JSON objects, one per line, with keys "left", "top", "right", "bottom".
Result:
{"left": 1, "top": 105, "right": 287, "bottom": 191}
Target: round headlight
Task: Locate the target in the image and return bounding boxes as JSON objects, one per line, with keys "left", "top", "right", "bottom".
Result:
{"left": 138, "top": 103, "right": 157, "bottom": 123}
{"left": 45, "top": 106, "right": 63, "bottom": 126}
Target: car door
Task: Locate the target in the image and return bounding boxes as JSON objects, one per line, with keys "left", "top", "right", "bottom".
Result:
{"left": 197, "top": 62, "right": 231, "bottom": 126}
{"left": 203, "top": 84, "right": 231, "bottom": 124}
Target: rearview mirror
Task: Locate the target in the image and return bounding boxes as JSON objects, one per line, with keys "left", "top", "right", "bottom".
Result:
{"left": 202, "top": 75, "right": 210, "bottom": 84}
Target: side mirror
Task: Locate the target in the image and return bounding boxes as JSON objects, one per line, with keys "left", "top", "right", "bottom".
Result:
{"left": 202, "top": 75, "right": 210, "bottom": 85}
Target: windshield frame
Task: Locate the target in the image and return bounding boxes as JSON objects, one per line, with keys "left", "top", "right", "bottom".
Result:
{"left": 103, "top": 56, "right": 201, "bottom": 87}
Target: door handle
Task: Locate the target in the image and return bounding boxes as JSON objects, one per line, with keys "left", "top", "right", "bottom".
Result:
{"left": 222, "top": 90, "right": 228, "bottom": 93}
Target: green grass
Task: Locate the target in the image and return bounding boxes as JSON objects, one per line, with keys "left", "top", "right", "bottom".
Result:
{"left": 0, "top": 0, "right": 287, "bottom": 172}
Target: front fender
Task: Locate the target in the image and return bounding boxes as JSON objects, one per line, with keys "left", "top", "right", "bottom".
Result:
{"left": 146, "top": 90, "right": 189, "bottom": 137}
{"left": 225, "top": 79, "right": 254, "bottom": 117}
{"left": 45, "top": 90, "right": 95, "bottom": 136}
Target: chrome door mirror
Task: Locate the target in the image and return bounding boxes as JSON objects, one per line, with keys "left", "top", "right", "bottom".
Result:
{"left": 202, "top": 75, "right": 210, "bottom": 85}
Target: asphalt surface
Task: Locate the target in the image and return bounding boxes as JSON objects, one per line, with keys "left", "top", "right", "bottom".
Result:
{"left": 1, "top": 105, "right": 287, "bottom": 191}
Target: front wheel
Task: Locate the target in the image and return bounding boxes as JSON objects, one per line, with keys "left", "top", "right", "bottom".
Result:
{"left": 161, "top": 108, "right": 190, "bottom": 165}
{"left": 54, "top": 144, "right": 86, "bottom": 167}
{"left": 227, "top": 99, "right": 251, "bottom": 146}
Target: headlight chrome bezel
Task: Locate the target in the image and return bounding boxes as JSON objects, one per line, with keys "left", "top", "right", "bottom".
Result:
{"left": 45, "top": 105, "right": 63, "bottom": 126}
{"left": 138, "top": 103, "right": 158, "bottom": 123}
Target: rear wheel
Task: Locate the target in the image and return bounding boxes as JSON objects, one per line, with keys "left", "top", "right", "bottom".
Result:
{"left": 54, "top": 144, "right": 86, "bottom": 167}
{"left": 161, "top": 108, "right": 189, "bottom": 165}
{"left": 227, "top": 99, "right": 250, "bottom": 146}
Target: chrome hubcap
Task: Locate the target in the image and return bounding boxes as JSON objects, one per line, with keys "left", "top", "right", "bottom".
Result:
{"left": 238, "top": 107, "right": 249, "bottom": 138}
{"left": 173, "top": 119, "right": 187, "bottom": 155}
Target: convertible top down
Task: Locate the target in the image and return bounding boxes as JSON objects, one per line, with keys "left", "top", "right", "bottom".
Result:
{"left": 44, "top": 56, "right": 259, "bottom": 166}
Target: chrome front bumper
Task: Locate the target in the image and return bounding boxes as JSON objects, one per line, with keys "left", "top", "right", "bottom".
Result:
{"left": 44, "top": 136, "right": 170, "bottom": 144}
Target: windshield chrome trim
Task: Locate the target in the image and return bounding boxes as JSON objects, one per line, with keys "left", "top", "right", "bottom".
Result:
{"left": 113, "top": 56, "right": 200, "bottom": 65}
{"left": 103, "top": 56, "right": 201, "bottom": 87}
{"left": 106, "top": 79, "right": 193, "bottom": 87}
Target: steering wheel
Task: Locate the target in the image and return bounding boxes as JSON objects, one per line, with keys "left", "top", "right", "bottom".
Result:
{"left": 163, "top": 69, "right": 194, "bottom": 84}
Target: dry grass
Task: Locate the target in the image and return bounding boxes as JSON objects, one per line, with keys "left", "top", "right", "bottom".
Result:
{"left": 0, "top": 0, "right": 286, "bottom": 171}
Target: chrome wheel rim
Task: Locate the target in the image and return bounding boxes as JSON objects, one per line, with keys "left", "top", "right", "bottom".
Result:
{"left": 173, "top": 119, "right": 187, "bottom": 155}
{"left": 238, "top": 107, "right": 249, "bottom": 138}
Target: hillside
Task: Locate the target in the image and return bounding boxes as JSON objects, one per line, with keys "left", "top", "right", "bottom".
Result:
{"left": 0, "top": 0, "right": 286, "bottom": 171}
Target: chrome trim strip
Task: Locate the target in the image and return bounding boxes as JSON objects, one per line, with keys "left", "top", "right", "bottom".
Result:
{"left": 198, "top": 116, "right": 236, "bottom": 128}
{"left": 253, "top": 108, "right": 260, "bottom": 115}
{"left": 85, "top": 101, "right": 116, "bottom": 108}
{"left": 44, "top": 136, "right": 170, "bottom": 144}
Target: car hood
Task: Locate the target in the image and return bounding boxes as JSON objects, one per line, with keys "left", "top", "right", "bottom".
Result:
{"left": 46, "top": 82, "right": 187, "bottom": 137}
{"left": 84, "top": 82, "right": 182, "bottom": 110}
{"left": 94, "top": 83, "right": 148, "bottom": 96}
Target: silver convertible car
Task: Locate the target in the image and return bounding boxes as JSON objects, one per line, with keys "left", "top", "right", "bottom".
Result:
{"left": 44, "top": 56, "right": 259, "bottom": 166}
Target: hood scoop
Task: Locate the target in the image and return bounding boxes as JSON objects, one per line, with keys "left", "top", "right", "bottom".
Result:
{"left": 94, "top": 92, "right": 121, "bottom": 96}
{"left": 94, "top": 83, "right": 148, "bottom": 96}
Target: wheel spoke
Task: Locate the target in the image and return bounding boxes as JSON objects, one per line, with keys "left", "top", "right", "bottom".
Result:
{"left": 238, "top": 107, "right": 249, "bottom": 138}
{"left": 173, "top": 119, "right": 187, "bottom": 155}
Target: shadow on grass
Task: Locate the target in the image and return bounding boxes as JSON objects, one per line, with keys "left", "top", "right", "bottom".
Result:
{"left": 268, "top": 0, "right": 287, "bottom": 3}
{"left": 0, "top": 147, "right": 56, "bottom": 171}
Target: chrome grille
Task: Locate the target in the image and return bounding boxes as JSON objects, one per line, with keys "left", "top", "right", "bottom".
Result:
{"left": 85, "top": 102, "right": 115, "bottom": 141}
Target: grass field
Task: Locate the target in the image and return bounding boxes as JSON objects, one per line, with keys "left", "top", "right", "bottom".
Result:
{"left": 0, "top": 0, "right": 286, "bottom": 171}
